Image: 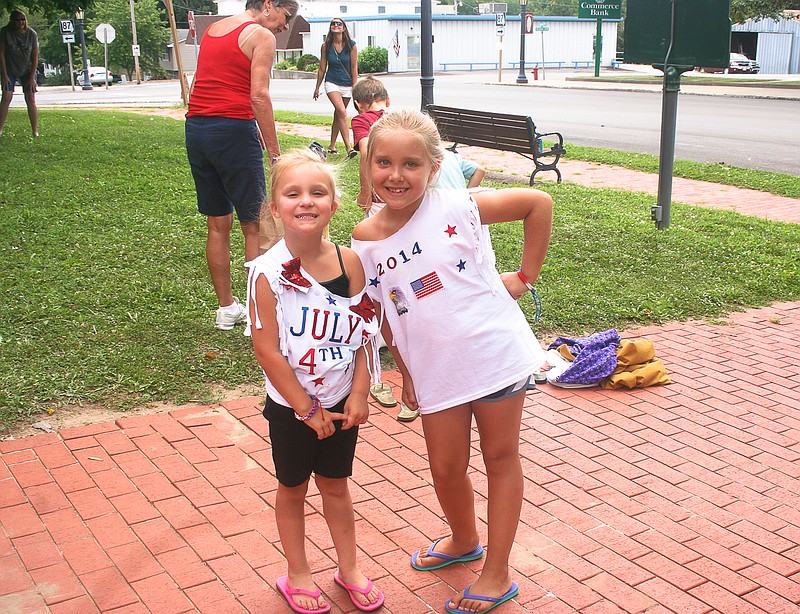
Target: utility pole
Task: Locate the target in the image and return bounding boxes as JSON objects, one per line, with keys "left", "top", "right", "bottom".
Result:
{"left": 129, "top": 0, "right": 142, "bottom": 83}
{"left": 164, "top": 0, "right": 189, "bottom": 105}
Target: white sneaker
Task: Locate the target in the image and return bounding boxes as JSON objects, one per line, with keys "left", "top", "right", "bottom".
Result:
{"left": 215, "top": 298, "right": 247, "bottom": 330}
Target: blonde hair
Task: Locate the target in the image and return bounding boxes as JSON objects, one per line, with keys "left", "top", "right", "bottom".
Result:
{"left": 364, "top": 110, "right": 444, "bottom": 197}
{"left": 268, "top": 148, "right": 338, "bottom": 205}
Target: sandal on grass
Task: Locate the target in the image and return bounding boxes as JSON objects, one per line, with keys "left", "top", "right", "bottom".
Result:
{"left": 276, "top": 576, "right": 330, "bottom": 614}
{"left": 369, "top": 382, "right": 397, "bottom": 407}
{"left": 327, "top": 148, "right": 338, "bottom": 155}
{"left": 334, "top": 570, "right": 385, "bottom": 612}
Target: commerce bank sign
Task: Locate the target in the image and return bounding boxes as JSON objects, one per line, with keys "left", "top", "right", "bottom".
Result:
{"left": 578, "top": 1, "right": 622, "bottom": 19}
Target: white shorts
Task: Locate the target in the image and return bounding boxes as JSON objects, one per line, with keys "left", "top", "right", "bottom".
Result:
{"left": 324, "top": 81, "right": 352, "bottom": 98}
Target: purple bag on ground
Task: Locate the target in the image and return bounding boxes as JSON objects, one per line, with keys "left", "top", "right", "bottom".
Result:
{"left": 549, "top": 329, "right": 621, "bottom": 386}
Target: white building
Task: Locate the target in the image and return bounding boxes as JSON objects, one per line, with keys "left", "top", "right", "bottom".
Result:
{"left": 732, "top": 11, "right": 800, "bottom": 74}
{"left": 214, "top": 0, "right": 448, "bottom": 18}
{"left": 303, "top": 15, "right": 619, "bottom": 73}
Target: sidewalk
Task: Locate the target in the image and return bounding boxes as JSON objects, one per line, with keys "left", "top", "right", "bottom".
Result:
{"left": 2, "top": 115, "right": 800, "bottom": 612}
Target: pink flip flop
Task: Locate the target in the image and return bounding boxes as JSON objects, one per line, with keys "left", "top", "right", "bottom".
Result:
{"left": 276, "top": 576, "right": 331, "bottom": 614}
{"left": 333, "top": 569, "right": 385, "bottom": 612}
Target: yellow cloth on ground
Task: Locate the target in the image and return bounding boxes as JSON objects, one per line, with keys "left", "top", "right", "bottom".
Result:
{"left": 600, "top": 339, "right": 671, "bottom": 389}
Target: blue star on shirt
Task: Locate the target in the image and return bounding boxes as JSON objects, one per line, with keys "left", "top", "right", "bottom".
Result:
{"left": 457, "top": 259, "right": 466, "bottom": 272}
{"left": 369, "top": 277, "right": 380, "bottom": 287}
{"left": 326, "top": 294, "right": 337, "bottom": 305}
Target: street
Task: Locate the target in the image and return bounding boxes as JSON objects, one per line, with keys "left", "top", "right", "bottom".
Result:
{"left": 21, "top": 70, "right": 800, "bottom": 175}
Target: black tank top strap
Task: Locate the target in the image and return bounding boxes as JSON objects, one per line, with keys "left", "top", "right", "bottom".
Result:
{"left": 335, "top": 244, "right": 346, "bottom": 276}
{"left": 320, "top": 244, "right": 350, "bottom": 297}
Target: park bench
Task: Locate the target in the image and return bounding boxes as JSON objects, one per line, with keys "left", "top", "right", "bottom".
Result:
{"left": 440, "top": 62, "right": 499, "bottom": 72}
{"left": 572, "top": 60, "right": 593, "bottom": 68}
{"left": 529, "top": 60, "right": 566, "bottom": 69}
{"left": 425, "top": 104, "right": 566, "bottom": 184}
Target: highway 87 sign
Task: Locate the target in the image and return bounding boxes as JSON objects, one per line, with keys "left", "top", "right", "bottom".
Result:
{"left": 60, "top": 18, "right": 75, "bottom": 43}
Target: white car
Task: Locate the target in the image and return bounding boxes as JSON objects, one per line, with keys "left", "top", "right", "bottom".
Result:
{"left": 75, "top": 66, "right": 114, "bottom": 85}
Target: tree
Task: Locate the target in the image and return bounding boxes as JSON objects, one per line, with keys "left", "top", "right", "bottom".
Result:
{"left": 85, "top": 0, "right": 169, "bottom": 79}
{"left": 0, "top": 0, "right": 91, "bottom": 18}
{"left": 166, "top": 0, "right": 216, "bottom": 29}
{"left": 730, "top": 0, "right": 800, "bottom": 23}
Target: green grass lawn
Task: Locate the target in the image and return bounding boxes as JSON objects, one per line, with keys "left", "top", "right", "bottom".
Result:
{"left": 1, "top": 109, "right": 798, "bottom": 429}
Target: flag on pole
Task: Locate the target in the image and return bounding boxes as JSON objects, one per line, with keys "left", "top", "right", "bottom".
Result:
{"left": 392, "top": 29, "right": 400, "bottom": 57}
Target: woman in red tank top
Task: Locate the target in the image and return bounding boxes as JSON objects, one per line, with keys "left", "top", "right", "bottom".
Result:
{"left": 186, "top": 0, "right": 298, "bottom": 331}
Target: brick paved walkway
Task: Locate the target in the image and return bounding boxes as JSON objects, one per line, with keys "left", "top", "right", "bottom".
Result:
{"left": 2, "top": 120, "right": 799, "bottom": 613}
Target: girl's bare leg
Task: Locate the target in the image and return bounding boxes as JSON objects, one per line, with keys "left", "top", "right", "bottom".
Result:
{"left": 413, "top": 403, "right": 482, "bottom": 567}
{"left": 316, "top": 475, "right": 383, "bottom": 608}
{"left": 447, "top": 393, "right": 525, "bottom": 613}
{"left": 326, "top": 90, "right": 351, "bottom": 152}
{"left": 275, "top": 480, "right": 327, "bottom": 611}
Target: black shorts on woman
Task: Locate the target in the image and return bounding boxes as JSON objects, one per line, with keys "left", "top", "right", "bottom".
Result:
{"left": 263, "top": 395, "right": 358, "bottom": 488}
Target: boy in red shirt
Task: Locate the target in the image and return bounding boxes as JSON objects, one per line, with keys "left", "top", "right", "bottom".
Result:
{"left": 350, "top": 76, "right": 390, "bottom": 214}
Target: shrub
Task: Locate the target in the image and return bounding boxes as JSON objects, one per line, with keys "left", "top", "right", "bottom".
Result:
{"left": 305, "top": 63, "right": 319, "bottom": 73}
{"left": 275, "top": 59, "right": 296, "bottom": 70}
{"left": 358, "top": 46, "right": 388, "bottom": 73}
{"left": 296, "top": 54, "right": 319, "bottom": 71}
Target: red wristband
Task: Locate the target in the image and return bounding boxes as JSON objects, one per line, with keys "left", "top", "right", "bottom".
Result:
{"left": 517, "top": 269, "right": 535, "bottom": 291}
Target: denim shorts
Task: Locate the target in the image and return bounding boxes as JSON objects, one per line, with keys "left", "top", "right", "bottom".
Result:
{"left": 5, "top": 72, "right": 35, "bottom": 93}
{"left": 185, "top": 116, "right": 266, "bottom": 222}
{"left": 478, "top": 376, "right": 530, "bottom": 403}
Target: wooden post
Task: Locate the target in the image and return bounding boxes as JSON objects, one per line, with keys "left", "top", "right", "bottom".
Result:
{"left": 163, "top": 0, "right": 189, "bottom": 105}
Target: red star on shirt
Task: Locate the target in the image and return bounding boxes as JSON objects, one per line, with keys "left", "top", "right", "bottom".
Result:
{"left": 312, "top": 377, "right": 325, "bottom": 386}
{"left": 445, "top": 225, "right": 457, "bottom": 237}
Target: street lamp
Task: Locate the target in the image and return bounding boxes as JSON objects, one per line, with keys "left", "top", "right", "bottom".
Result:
{"left": 76, "top": 8, "right": 92, "bottom": 90}
{"left": 516, "top": 0, "right": 528, "bottom": 84}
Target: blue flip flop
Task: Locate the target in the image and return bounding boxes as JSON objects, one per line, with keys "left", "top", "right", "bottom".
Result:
{"left": 444, "top": 582, "right": 519, "bottom": 614}
{"left": 410, "top": 537, "right": 484, "bottom": 571}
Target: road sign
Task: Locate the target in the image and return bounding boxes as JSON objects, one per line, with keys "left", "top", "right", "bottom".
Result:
{"left": 496, "top": 27, "right": 505, "bottom": 37}
{"left": 495, "top": 13, "right": 506, "bottom": 27}
{"left": 132, "top": 44, "right": 141, "bottom": 57}
{"left": 95, "top": 23, "right": 116, "bottom": 44}
{"left": 60, "top": 19, "right": 75, "bottom": 43}
{"left": 535, "top": 23, "right": 549, "bottom": 31}
{"left": 524, "top": 14, "right": 534, "bottom": 34}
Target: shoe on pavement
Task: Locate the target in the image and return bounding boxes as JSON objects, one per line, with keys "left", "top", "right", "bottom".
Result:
{"left": 397, "top": 403, "right": 420, "bottom": 422}
{"left": 369, "top": 382, "right": 397, "bottom": 407}
{"left": 215, "top": 298, "right": 247, "bottom": 330}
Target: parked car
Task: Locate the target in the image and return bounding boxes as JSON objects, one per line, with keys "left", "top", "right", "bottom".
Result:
{"left": 74, "top": 66, "right": 114, "bottom": 85}
{"left": 728, "top": 53, "right": 760, "bottom": 74}
{"left": 699, "top": 53, "right": 759, "bottom": 74}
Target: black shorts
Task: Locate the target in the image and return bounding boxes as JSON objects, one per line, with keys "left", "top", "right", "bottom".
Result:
{"left": 264, "top": 395, "right": 359, "bottom": 488}
{"left": 185, "top": 116, "right": 265, "bottom": 222}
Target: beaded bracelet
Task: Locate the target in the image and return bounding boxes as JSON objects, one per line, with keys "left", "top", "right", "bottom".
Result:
{"left": 295, "top": 396, "right": 322, "bottom": 421}
{"left": 517, "top": 269, "right": 543, "bottom": 324}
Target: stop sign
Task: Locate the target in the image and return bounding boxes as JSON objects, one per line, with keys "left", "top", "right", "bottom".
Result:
{"left": 95, "top": 23, "right": 116, "bottom": 44}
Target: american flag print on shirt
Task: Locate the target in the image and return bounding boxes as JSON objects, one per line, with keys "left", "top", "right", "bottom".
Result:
{"left": 410, "top": 271, "right": 443, "bottom": 299}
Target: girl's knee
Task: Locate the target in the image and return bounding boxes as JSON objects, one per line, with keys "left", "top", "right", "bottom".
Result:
{"left": 483, "top": 449, "right": 521, "bottom": 476}
{"left": 315, "top": 475, "right": 350, "bottom": 498}
{"left": 278, "top": 481, "right": 309, "bottom": 502}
